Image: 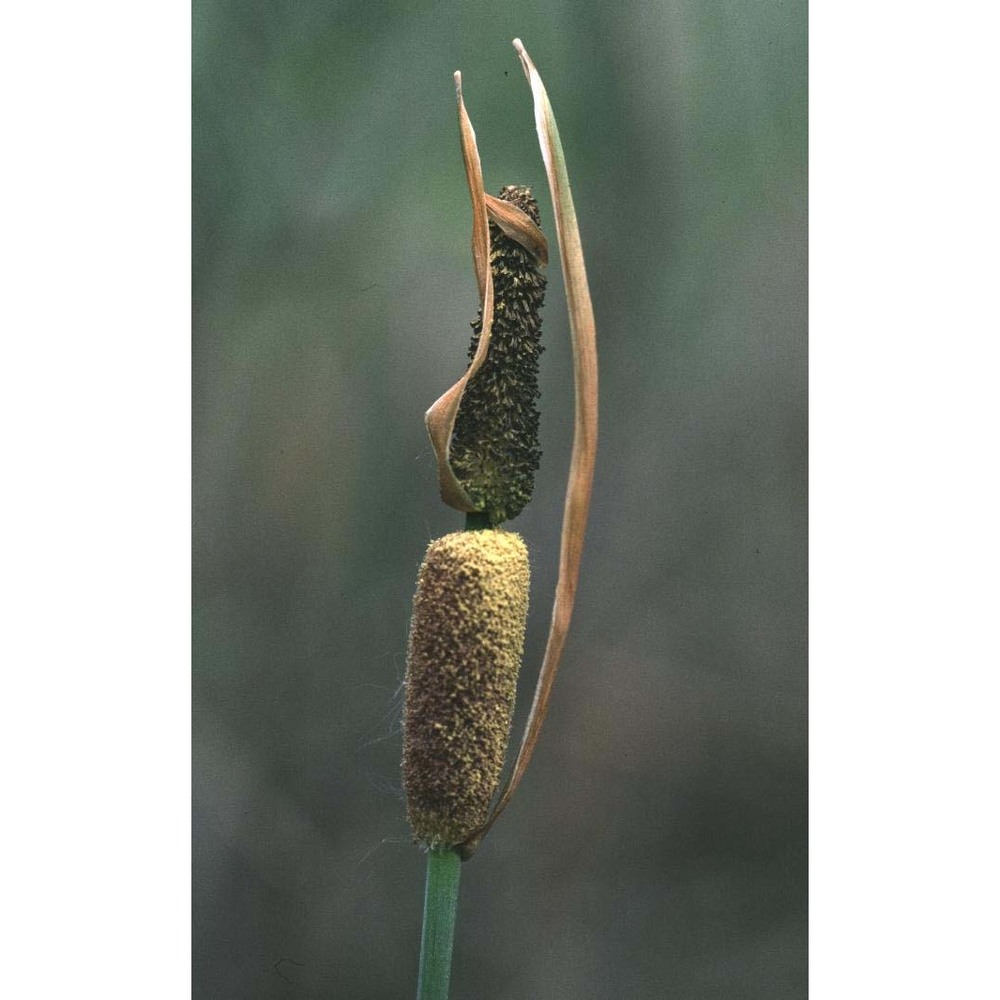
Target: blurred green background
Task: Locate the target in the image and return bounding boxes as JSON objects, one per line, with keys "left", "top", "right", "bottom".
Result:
{"left": 193, "top": 1, "right": 806, "bottom": 996}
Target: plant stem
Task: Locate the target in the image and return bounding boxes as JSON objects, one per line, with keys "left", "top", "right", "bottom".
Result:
{"left": 416, "top": 848, "right": 462, "bottom": 1000}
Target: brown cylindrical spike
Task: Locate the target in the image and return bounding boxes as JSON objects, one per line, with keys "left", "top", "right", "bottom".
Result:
{"left": 403, "top": 530, "right": 530, "bottom": 849}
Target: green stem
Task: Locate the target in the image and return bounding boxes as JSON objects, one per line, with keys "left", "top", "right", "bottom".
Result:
{"left": 416, "top": 848, "right": 462, "bottom": 1000}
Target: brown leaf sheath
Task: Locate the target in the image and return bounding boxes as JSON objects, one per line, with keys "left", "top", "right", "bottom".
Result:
{"left": 424, "top": 74, "right": 496, "bottom": 514}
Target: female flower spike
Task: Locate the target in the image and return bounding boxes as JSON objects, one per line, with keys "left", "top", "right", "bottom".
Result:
{"left": 403, "top": 530, "right": 530, "bottom": 848}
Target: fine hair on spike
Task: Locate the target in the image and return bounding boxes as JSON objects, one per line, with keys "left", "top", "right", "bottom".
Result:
{"left": 448, "top": 186, "right": 547, "bottom": 526}
{"left": 402, "top": 530, "right": 530, "bottom": 849}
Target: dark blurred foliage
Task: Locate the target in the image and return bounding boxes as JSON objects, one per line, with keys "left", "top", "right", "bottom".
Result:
{"left": 193, "top": 1, "right": 806, "bottom": 997}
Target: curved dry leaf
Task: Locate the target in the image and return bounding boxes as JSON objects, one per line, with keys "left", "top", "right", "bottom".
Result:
{"left": 460, "top": 39, "right": 599, "bottom": 858}
{"left": 424, "top": 73, "right": 497, "bottom": 513}
{"left": 484, "top": 193, "right": 549, "bottom": 267}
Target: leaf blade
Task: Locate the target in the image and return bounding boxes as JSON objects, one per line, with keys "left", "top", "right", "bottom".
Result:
{"left": 461, "top": 40, "right": 599, "bottom": 855}
{"left": 424, "top": 73, "right": 497, "bottom": 513}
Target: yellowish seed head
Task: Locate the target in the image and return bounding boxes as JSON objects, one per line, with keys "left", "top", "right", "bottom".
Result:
{"left": 402, "top": 530, "right": 530, "bottom": 849}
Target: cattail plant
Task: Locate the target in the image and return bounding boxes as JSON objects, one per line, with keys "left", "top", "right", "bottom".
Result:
{"left": 403, "top": 40, "right": 597, "bottom": 1000}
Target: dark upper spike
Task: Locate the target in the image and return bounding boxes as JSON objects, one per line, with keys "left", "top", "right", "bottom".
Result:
{"left": 449, "top": 186, "right": 547, "bottom": 525}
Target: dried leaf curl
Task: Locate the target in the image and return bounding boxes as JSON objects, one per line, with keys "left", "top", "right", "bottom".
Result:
{"left": 425, "top": 77, "right": 550, "bottom": 516}
{"left": 459, "top": 39, "right": 599, "bottom": 858}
